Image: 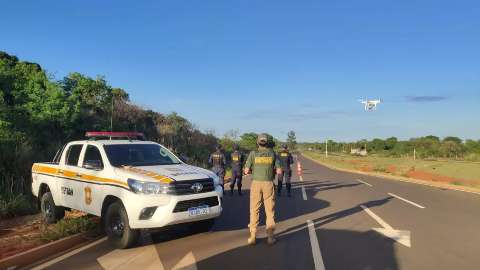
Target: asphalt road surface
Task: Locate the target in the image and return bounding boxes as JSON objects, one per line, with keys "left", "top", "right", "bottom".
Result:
{"left": 29, "top": 155, "right": 480, "bottom": 270}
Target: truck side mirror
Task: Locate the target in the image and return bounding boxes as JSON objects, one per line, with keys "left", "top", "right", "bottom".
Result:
{"left": 83, "top": 160, "right": 103, "bottom": 170}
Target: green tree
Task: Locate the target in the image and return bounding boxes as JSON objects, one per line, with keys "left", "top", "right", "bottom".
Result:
{"left": 286, "top": 130, "right": 297, "bottom": 150}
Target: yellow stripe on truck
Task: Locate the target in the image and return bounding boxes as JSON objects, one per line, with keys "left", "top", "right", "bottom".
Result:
{"left": 32, "top": 164, "right": 128, "bottom": 188}
{"left": 122, "top": 166, "right": 173, "bottom": 183}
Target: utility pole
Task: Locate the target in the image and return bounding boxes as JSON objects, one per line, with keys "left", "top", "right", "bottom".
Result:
{"left": 325, "top": 140, "right": 328, "bottom": 158}
{"left": 414, "top": 147, "right": 416, "bottom": 161}
{"left": 110, "top": 96, "right": 114, "bottom": 132}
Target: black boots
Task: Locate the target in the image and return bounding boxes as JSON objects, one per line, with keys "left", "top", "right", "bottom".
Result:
{"left": 277, "top": 181, "right": 283, "bottom": 196}
{"left": 230, "top": 185, "right": 242, "bottom": 196}
{"left": 286, "top": 183, "right": 292, "bottom": 197}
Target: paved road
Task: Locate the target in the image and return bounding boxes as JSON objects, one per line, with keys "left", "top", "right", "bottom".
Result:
{"left": 29, "top": 155, "right": 480, "bottom": 270}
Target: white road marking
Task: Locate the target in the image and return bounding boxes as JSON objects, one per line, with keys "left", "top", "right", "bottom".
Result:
{"left": 360, "top": 205, "right": 392, "bottom": 229}
{"left": 31, "top": 237, "right": 107, "bottom": 270}
{"left": 307, "top": 220, "right": 326, "bottom": 270}
{"left": 301, "top": 186, "right": 308, "bottom": 200}
{"left": 98, "top": 244, "right": 165, "bottom": 270}
{"left": 360, "top": 205, "right": 411, "bottom": 247}
{"left": 357, "top": 179, "right": 372, "bottom": 187}
{"left": 388, "top": 192, "right": 425, "bottom": 209}
{"left": 299, "top": 175, "right": 307, "bottom": 200}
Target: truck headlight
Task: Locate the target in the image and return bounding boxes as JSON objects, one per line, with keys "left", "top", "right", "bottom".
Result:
{"left": 128, "top": 179, "right": 171, "bottom": 194}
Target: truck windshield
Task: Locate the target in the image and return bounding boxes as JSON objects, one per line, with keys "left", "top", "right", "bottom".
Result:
{"left": 104, "top": 144, "right": 181, "bottom": 167}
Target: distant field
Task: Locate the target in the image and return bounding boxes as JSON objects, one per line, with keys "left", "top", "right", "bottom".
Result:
{"left": 301, "top": 151, "right": 480, "bottom": 189}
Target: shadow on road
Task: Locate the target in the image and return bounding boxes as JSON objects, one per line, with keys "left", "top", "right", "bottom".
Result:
{"left": 194, "top": 227, "right": 398, "bottom": 270}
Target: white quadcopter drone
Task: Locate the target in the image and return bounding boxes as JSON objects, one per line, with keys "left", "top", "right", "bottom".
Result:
{"left": 359, "top": 99, "right": 382, "bottom": 111}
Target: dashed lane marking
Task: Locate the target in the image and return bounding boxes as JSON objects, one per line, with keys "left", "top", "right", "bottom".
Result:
{"left": 307, "top": 220, "right": 326, "bottom": 270}
{"left": 357, "top": 179, "right": 373, "bottom": 187}
{"left": 388, "top": 192, "right": 426, "bottom": 209}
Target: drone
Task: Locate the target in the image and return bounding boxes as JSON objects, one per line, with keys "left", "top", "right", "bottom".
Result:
{"left": 359, "top": 99, "right": 382, "bottom": 111}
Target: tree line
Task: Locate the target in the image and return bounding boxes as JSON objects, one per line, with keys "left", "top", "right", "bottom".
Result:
{"left": 299, "top": 135, "right": 480, "bottom": 161}
{"left": 0, "top": 51, "right": 218, "bottom": 196}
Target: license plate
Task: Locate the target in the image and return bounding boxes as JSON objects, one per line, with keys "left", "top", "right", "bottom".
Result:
{"left": 188, "top": 205, "right": 210, "bottom": 216}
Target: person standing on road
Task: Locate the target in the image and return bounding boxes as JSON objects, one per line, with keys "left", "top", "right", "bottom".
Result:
{"left": 230, "top": 144, "right": 244, "bottom": 196}
{"left": 244, "top": 133, "right": 282, "bottom": 245}
{"left": 277, "top": 144, "right": 294, "bottom": 197}
{"left": 209, "top": 145, "right": 226, "bottom": 194}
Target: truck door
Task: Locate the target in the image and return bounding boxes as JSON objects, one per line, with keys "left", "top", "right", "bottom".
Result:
{"left": 58, "top": 143, "right": 85, "bottom": 211}
{"left": 77, "top": 144, "right": 107, "bottom": 215}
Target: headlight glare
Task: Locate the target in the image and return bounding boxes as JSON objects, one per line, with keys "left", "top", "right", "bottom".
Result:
{"left": 128, "top": 178, "right": 170, "bottom": 194}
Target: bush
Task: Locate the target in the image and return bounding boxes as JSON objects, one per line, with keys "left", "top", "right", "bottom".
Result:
{"left": 39, "top": 216, "right": 100, "bottom": 242}
{"left": 0, "top": 193, "right": 37, "bottom": 218}
{"left": 464, "top": 153, "right": 480, "bottom": 162}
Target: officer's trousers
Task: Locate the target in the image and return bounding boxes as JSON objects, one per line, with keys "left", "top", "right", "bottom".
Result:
{"left": 212, "top": 167, "right": 225, "bottom": 185}
{"left": 230, "top": 168, "right": 242, "bottom": 189}
{"left": 249, "top": 181, "right": 276, "bottom": 233}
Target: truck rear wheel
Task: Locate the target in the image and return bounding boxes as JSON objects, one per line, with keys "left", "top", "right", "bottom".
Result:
{"left": 104, "top": 201, "right": 139, "bottom": 249}
{"left": 40, "top": 192, "right": 65, "bottom": 224}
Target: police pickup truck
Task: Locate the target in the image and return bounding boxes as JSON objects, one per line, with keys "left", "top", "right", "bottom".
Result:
{"left": 31, "top": 132, "right": 223, "bottom": 248}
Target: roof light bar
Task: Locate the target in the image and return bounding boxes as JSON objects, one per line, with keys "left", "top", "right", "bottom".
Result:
{"left": 85, "top": 131, "right": 145, "bottom": 140}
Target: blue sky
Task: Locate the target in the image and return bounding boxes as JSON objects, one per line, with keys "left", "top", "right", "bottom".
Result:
{"left": 2, "top": 1, "right": 479, "bottom": 142}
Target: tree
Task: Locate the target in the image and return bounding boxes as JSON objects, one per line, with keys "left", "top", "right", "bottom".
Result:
{"left": 443, "top": 136, "right": 462, "bottom": 145}
{"left": 239, "top": 133, "right": 258, "bottom": 151}
{"left": 286, "top": 130, "right": 297, "bottom": 150}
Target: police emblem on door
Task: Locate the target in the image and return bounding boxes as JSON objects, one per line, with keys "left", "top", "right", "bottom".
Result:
{"left": 191, "top": 183, "right": 203, "bottom": 193}
{"left": 84, "top": 187, "right": 92, "bottom": 205}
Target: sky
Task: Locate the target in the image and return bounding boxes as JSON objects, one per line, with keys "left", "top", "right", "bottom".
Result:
{"left": 1, "top": 0, "right": 479, "bottom": 142}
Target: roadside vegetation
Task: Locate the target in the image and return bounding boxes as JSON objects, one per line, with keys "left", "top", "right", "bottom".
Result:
{"left": 0, "top": 51, "right": 291, "bottom": 219}
{"left": 300, "top": 136, "right": 480, "bottom": 189}
{"left": 0, "top": 211, "right": 100, "bottom": 260}
{"left": 0, "top": 51, "right": 219, "bottom": 217}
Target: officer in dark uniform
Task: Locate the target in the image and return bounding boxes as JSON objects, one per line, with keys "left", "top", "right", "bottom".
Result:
{"left": 209, "top": 145, "right": 226, "bottom": 194}
{"left": 230, "top": 144, "right": 244, "bottom": 196}
{"left": 277, "top": 144, "right": 294, "bottom": 197}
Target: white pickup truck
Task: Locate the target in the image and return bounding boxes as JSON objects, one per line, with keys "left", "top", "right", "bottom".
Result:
{"left": 31, "top": 132, "right": 223, "bottom": 248}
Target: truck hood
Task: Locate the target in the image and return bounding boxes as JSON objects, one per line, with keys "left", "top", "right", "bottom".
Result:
{"left": 115, "top": 164, "right": 216, "bottom": 183}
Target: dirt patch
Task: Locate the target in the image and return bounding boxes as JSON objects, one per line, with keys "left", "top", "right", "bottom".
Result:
{"left": 349, "top": 160, "right": 367, "bottom": 165}
{"left": 386, "top": 165, "right": 397, "bottom": 174}
{"left": 406, "top": 170, "right": 480, "bottom": 187}
{"left": 359, "top": 165, "right": 373, "bottom": 172}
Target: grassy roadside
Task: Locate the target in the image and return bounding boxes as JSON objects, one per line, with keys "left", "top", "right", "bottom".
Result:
{"left": 301, "top": 151, "right": 480, "bottom": 189}
{"left": 0, "top": 211, "right": 101, "bottom": 260}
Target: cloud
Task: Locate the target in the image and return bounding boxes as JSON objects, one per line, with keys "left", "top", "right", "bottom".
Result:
{"left": 404, "top": 96, "right": 449, "bottom": 103}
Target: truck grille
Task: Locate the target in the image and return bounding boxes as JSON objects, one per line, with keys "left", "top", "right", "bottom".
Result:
{"left": 173, "top": 196, "right": 219, "bottom": 213}
{"left": 170, "top": 178, "right": 215, "bottom": 195}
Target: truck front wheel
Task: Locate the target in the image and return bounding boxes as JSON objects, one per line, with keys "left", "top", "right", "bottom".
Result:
{"left": 104, "top": 201, "right": 139, "bottom": 249}
{"left": 40, "top": 192, "right": 65, "bottom": 224}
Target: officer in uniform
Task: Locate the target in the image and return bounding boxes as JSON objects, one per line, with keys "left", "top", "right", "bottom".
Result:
{"left": 277, "top": 144, "right": 294, "bottom": 197}
{"left": 244, "top": 134, "right": 282, "bottom": 245}
{"left": 230, "top": 144, "right": 244, "bottom": 196}
{"left": 209, "top": 145, "right": 226, "bottom": 194}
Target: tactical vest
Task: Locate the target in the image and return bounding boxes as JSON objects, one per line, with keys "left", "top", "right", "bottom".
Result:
{"left": 211, "top": 151, "right": 224, "bottom": 168}
{"left": 279, "top": 150, "right": 292, "bottom": 170}
{"left": 251, "top": 149, "right": 277, "bottom": 181}
{"left": 231, "top": 151, "right": 242, "bottom": 170}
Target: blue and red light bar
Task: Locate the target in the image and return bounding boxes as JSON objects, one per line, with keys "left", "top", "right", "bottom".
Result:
{"left": 85, "top": 131, "right": 145, "bottom": 139}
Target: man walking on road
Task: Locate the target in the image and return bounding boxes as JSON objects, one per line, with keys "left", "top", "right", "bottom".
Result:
{"left": 277, "top": 144, "right": 294, "bottom": 197}
{"left": 230, "top": 144, "right": 244, "bottom": 196}
{"left": 244, "top": 134, "right": 282, "bottom": 245}
{"left": 209, "top": 145, "right": 226, "bottom": 194}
